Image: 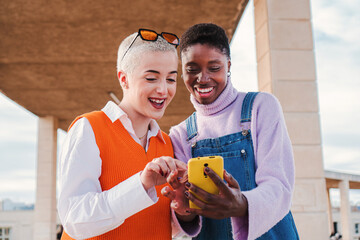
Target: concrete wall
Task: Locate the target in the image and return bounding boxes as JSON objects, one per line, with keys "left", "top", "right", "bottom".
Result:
{"left": 0, "top": 210, "right": 62, "bottom": 240}
{"left": 0, "top": 211, "right": 33, "bottom": 240}
{"left": 253, "top": 0, "right": 329, "bottom": 238}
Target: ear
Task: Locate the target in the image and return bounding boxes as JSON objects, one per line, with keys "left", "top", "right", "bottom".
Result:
{"left": 118, "top": 71, "right": 129, "bottom": 89}
{"left": 227, "top": 59, "right": 231, "bottom": 72}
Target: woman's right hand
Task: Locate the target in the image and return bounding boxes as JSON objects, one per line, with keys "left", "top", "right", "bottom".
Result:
{"left": 140, "top": 156, "right": 187, "bottom": 191}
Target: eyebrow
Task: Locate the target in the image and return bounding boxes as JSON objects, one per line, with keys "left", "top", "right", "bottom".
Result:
{"left": 186, "top": 60, "right": 222, "bottom": 65}
{"left": 208, "top": 60, "right": 222, "bottom": 64}
{"left": 145, "top": 70, "right": 178, "bottom": 74}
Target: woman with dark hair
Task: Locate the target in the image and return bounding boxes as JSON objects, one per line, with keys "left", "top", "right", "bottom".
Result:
{"left": 162, "top": 23, "right": 299, "bottom": 239}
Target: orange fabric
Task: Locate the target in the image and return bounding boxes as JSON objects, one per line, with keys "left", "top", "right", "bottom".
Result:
{"left": 61, "top": 111, "right": 173, "bottom": 240}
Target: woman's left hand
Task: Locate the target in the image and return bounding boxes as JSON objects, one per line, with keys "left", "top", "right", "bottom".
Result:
{"left": 161, "top": 170, "right": 197, "bottom": 222}
{"left": 184, "top": 167, "right": 248, "bottom": 219}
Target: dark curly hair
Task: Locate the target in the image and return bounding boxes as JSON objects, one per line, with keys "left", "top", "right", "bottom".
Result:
{"left": 180, "top": 23, "right": 230, "bottom": 59}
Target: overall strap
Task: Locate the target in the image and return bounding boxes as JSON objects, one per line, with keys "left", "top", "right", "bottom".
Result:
{"left": 185, "top": 112, "right": 198, "bottom": 141}
{"left": 240, "top": 92, "right": 259, "bottom": 123}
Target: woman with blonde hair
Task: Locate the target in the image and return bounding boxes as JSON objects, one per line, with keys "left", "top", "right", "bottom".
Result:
{"left": 58, "top": 29, "right": 200, "bottom": 240}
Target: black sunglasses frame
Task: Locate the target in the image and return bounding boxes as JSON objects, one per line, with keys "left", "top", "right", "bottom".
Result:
{"left": 121, "top": 28, "right": 179, "bottom": 61}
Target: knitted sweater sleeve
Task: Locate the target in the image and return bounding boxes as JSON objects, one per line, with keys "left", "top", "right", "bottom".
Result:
{"left": 241, "top": 92, "right": 295, "bottom": 239}
{"left": 169, "top": 122, "right": 202, "bottom": 238}
{"left": 169, "top": 121, "right": 192, "bottom": 164}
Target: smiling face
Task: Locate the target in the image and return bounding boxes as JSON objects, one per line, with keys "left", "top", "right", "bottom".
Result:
{"left": 119, "top": 50, "right": 178, "bottom": 121}
{"left": 181, "top": 43, "right": 230, "bottom": 105}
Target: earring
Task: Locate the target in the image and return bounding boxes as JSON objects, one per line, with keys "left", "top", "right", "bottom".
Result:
{"left": 227, "top": 72, "right": 231, "bottom": 77}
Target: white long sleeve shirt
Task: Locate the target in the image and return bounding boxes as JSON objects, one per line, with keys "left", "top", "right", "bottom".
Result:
{"left": 58, "top": 101, "right": 194, "bottom": 239}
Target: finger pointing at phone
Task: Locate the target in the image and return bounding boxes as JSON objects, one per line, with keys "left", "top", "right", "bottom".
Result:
{"left": 140, "top": 156, "right": 187, "bottom": 191}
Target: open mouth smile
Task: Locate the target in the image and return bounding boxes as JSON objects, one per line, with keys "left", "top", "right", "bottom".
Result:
{"left": 149, "top": 98, "right": 166, "bottom": 109}
{"left": 195, "top": 87, "right": 214, "bottom": 97}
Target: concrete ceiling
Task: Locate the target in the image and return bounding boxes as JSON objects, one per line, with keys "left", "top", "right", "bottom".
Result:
{"left": 0, "top": 0, "right": 249, "bottom": 132}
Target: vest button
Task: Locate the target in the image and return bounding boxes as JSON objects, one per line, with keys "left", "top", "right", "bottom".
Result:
{"left": 242, "top": 130, "right": 248, "bottom": 136}
{"left": 241, "top": 149, "right": 246, "bottom": 154}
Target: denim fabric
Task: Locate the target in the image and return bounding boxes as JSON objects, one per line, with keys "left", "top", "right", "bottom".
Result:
{"left": 186, "top": 92, "right": 299, "bottom": 240}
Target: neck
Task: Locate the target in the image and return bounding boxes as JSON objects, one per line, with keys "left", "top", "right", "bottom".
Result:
{"left": 119, "top": 101, "right": 151, "bottom": 138}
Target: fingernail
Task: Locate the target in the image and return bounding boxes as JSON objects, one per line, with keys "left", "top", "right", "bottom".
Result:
{"left": 185, "top": 182, "right": 191, "bottom": 188}
{"left": 184, "top": 191, "right": 190, "bottom": 197}
{"left": 205, "top": 167, "right": 209, "bottom": 173}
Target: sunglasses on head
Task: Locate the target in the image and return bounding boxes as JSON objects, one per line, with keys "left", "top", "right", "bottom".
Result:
{"left": 121, "top": 28, "right": 180, "bottom": 61}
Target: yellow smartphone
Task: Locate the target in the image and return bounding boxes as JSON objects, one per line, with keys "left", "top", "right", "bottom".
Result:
{"left": 188, "top": 156, "right": 224, "bottom": 209}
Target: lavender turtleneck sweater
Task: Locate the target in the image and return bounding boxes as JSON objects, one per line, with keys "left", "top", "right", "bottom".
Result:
{"left": 169, "top": 79, "right": 295, "bottom": 240}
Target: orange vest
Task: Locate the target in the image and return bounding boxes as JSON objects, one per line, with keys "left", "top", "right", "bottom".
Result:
{"left": 61, "top": 111, "right": 173, "bottom": 240}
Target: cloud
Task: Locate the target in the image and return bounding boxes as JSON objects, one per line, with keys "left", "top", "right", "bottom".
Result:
{"left": 230, "top": 4, "right": 258, "bottom": 93}
{"left": 311, "top": 0, "right": 360, "bottom": 45}
{"left": 0, "top": 141, "right": 37, "bottom": 169}
{"left": 312, "top": 0, "right": 360, "bottom": 114}
{"left": 0, "top": 169, "right": 36, "bottom": 188}
{"left": 0, "top": 169, "right": 36, "bottom": 203}
{"left": 0, "top": 94, "right": 38, "bottom": 142}
{"left": 323, "top": 145, "right": 360, "bottom": 174}
{"left": 311, "top": 0, "right": 360, "bottom": 174}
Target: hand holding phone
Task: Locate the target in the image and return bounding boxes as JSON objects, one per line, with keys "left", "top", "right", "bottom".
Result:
{"left": 188, "top": 156, "right": 224, "bottom": 209}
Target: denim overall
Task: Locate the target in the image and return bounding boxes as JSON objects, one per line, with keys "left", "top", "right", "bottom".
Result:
{"left": 186, "top": 92, "right": 299, "bottom": 240}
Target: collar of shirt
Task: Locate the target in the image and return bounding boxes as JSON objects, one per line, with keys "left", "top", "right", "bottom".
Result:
{"left": 101, "top": 101, "right": 165, "bottom": 145}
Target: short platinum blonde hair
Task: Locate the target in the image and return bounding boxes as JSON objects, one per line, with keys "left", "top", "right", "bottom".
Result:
{"left": 117, "top": 32, "right": 178, "bottom": 74}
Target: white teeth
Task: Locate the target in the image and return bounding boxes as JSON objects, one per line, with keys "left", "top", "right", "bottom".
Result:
{"left": 149, "top": 98, "right": 165, "bottom": 104}
{"left": 197, "top": 87, "right": 214, "bottom": 93}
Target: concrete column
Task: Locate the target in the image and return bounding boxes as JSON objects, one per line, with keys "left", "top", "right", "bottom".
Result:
{"left": 33, "top": 116, "right": 58, "bottom": 240}
{"left": 253, "top": 0, "right": 329, "bottom": 239}
{"left": 327, "top": 188, "right": 335, "bottom": 234}
{"left": 339, "top": 180, "right": 351, "bottom": 239}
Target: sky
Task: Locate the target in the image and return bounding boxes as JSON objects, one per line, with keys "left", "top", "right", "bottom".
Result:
{"left": 0, "top": 0, "right": 359, "bottom": 205}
